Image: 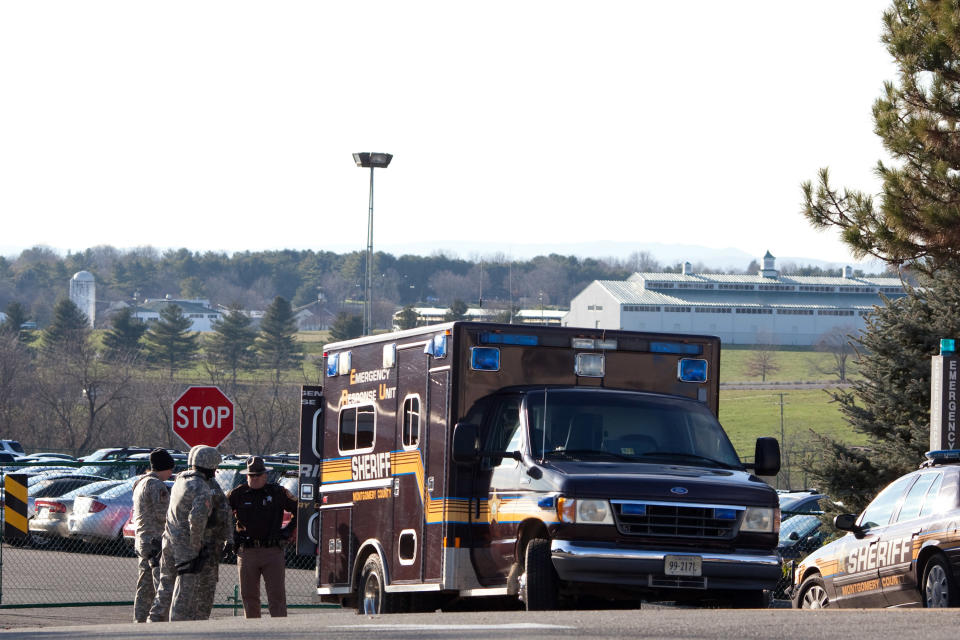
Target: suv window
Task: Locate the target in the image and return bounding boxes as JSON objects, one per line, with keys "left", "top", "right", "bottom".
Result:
{"left": 860, "top": 475, "right": 915, "bottom": 530}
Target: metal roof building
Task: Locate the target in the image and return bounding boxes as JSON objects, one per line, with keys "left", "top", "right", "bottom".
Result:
{"left": 562, "top": 253, "right": 906, "bottom": 345}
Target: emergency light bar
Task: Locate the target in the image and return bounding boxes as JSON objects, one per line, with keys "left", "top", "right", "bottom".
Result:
{"left": 326, "top": 353, "right": 339, "bottom": 377}
{"left": 480, "top": 332, "right": 538, "bottom": 346}
{"left": 650, "top": 341, "right": 703, "bottom": 355}
{"left": 571, "top": 338, "right": 617, "bottom": 350}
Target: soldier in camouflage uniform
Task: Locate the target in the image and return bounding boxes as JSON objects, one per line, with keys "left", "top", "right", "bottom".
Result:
{"left": 148, "top": 445, "right": 222, "bottom": 621}
{"left": 132, "top": 448, "right": 175, "bottom": 623}
{"left": 195, "top": 467, "right": 232, "bottom": 619}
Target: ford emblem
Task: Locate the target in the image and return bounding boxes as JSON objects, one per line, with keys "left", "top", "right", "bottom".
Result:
{"left": 670, "top": 487, "right": 688, "bottom": 495}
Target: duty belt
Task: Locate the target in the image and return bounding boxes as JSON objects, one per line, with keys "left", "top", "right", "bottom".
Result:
{"left": 240, "top": 539, "right": 282, "bottom": 548}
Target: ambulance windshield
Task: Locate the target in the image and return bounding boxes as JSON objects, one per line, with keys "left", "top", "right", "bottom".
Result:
{"left": 526, "top": 390, "right": 742, "bottom": 469}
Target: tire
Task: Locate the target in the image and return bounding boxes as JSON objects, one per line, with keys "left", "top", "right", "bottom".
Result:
{"left": 797, "top": 575, "right": 830, "bottom": 609}
{"left": 356, "top": 554, "right": 405, "bottom": 615}
{"left": 521, "top": 538, "right": 559, "bottom": 611}
{"left": 922, "top": 553, "right": 959, "bottom": 608}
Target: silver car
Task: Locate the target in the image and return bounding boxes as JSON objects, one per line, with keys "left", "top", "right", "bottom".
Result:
{"left": 26, "top": 473, "right": 109, "bottom": 519}
{"left": 29, "top": 479, "right": 123, "bottom": 547}
{"left": 68, "top": 477, "right": 173, "bottom": 552}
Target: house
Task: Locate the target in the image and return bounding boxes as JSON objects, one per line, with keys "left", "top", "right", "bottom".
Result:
{"left": 563, "top": 252, "right": 906, "bottom": 346}
{"left": 132, "top": 297, "right": 224, "bottom": 332}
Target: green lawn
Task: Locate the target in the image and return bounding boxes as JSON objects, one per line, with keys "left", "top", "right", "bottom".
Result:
{"left": 719, "top": 349, "right": 859, "bottom": 384}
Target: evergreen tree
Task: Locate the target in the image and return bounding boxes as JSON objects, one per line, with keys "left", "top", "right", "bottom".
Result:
{"left": 395, "top": 305, "right": 419, "bottom": 330}
{"left": 255, "top": 296, "right": 301, "bottom": 382}
{"left": 803, "top": 270, "right": 960, "bottom": 519}
{"left": 142, "top": 304, "right": 199, "bottom": 379}
{"left": 803, "top": 0, "right": 960, "bottom": 272}
{"left": 40, "top": 298, "right": 91, "bottom": 358}
{"left": 207, "top": 304, "right": 257, "bottom": 385}
{"left": 102, "top": 307, "right": 147, "bottom": 362}
{"left": 0, "top": 301, "right": 35, "bottom": 344}
{"left": 330, "top": 312, "right": 363, "bottom": 341}
{"left": 444, "top": 299, "right": 468, "bottom": 321}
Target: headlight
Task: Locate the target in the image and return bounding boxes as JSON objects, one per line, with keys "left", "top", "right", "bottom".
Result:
{"left": 741, "top": 506, "right": 776, "bottom": 533}
{"left": 557, "top": 498, "right": 614, "bottom": 525}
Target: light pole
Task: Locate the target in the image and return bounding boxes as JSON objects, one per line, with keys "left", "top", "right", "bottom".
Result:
{"left": 353, "top": 152, "right": 393, "bottom": 335}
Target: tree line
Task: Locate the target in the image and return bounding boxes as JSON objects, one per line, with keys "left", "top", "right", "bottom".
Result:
{"left": 0, "top": 245, "right": 878, "bottom": 333}
{"left": 0, "top": 296, "right": 311, "bottom": 457}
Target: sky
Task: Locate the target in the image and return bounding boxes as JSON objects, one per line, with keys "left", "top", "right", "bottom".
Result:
{"left": 0, "top": 1, "right": 898, "bottom": 266}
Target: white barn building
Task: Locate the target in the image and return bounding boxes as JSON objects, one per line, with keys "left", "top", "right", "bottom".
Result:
{"left": 133, "top": 297, "right": 223, "bottom": 332}
{"left": 563, "top": 252, "right": 906, "bottom": 346}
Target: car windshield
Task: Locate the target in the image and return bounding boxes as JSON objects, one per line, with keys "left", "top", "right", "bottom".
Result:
{"left": 778, "top": 514, "right": 821, "bottom": 544}
{"left": 60, "top": 479, "right": 122, "bottom": 499}
{"left": 525, "top": 390, "right": 742, "bottom": 468}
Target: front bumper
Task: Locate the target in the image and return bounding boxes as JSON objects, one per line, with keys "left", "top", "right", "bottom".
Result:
{"left": 551, "top": 540, "right": 781, "bottom": 592}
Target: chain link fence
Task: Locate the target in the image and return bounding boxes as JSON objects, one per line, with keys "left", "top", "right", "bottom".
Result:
{"left": 0, "top": 461, "right": 322, "bottom": 612}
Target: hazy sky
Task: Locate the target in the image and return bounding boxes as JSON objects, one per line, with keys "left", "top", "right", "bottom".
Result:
{"left": 0, "top": 1, "right": 897, "bottom": 264}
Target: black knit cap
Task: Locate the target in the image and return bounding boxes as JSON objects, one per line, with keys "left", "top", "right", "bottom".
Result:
{"left": 149, "top": 448, "right": 175, "bottom": 472}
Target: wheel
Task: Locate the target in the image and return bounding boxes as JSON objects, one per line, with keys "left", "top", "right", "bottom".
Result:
{"left": 797, "top": 575, "right": 830, "bottom": 609}
{"left": 520, "top": 538, "right": 559, "bottom": 610}
{"left": 356, "top": 554, "right": 405, "bottom": 615}
{"left": 922, "top": 553, "right": 959, "bottom": 608}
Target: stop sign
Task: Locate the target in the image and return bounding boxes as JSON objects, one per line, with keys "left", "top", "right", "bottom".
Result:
{"left": 172, "top": 386, "right": 234, "bottom": 448}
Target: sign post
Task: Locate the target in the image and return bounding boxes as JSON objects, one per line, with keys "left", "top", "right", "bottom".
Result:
{"left": 931, "top": 339, "right": 958, "bottom": 452}
{"left": 172, "top": 386, "right": 235, "bottom": 449}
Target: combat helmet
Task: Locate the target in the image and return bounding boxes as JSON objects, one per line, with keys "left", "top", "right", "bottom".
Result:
{"left": 191, "top": 445, "right": 221, "bottom": 471}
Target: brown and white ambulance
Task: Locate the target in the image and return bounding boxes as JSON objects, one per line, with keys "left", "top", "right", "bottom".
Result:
{"left": 297, "top": 322, "right": 782, "bottom": 612}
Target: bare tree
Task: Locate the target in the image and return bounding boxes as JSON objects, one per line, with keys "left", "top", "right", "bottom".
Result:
{"left": 812, "top": 325, "right": 857, "bottom": 383}
{"left": 743, "top": 333, "right": 780, "bottom": 383}
{"left": 0, "top": 333, "right": 34, "bottom": 440}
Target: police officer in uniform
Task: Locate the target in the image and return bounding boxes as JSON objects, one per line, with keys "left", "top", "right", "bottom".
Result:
{"left": 132, "top": 448, "right": 174, "bottom": 623}
{"left": 227, "top": 456, "right": 297, "bottom": 618}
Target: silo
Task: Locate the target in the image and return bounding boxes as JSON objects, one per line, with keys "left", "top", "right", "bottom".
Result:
{"left": 70, "top": 271, "right": 96, "bottom": 328}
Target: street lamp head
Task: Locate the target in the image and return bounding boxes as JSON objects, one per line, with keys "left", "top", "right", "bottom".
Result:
{"left": 353, "top": 152, "right": 393, "bottom": 168}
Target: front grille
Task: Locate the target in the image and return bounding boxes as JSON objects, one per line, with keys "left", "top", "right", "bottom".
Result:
{"left": 612, "top": 501, "right": 739, "bottom": 539}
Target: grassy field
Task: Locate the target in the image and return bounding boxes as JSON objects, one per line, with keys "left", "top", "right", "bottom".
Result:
{"left": 718, "top": 348, "right": 859, "bottom": 384}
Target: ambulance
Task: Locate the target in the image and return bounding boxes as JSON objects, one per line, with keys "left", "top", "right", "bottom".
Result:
{"left": 296, "top": 322, "right": 782, "bottom": 612}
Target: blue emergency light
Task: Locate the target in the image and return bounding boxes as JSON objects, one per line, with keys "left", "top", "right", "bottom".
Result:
{"left": 942, "top": 339, "right": 956, "bottom": 356}
{"left": 480, "top": 332, "right": 538, "bottom": 346}
{"left": 471, "top": 347, "right": 500, "bottom": 371}
{"left": 326, "top": 353, "right": 339, "bottom": 377}
{"left": 713, "top": 508, "right": 738, "bottom": 520}
{"left": 650, "top": 341, "right": 703, "bottom": 355}
{"left": 678, "top": 358, "right": 708, "bottom": 383}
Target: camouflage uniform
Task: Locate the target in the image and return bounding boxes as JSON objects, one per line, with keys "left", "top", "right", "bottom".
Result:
{"left": 132, "top": 471, "right": 170, "bottom": 622}
{"left": 149, "top": 445, "right": 222, "bottom": 622}
{"left": 195, "top": 475, "right": 233, "bottom": 619}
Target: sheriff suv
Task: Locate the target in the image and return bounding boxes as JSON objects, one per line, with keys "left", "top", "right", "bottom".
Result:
{"left": 793, "top": 450, "right": 960, "bottom": 609}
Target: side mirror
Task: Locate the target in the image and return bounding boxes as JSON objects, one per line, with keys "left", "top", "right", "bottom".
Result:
{"left": 834, "top": 513, "right": 865, "bottom": 538}
{"left": 752, "top": 437, "right": 781, "bottom": 477}
{"left": 788, "top": 531, "right": 799, "bottom": 541}
{"left": 452, "top": 423, "right": 480, "bottom": 465}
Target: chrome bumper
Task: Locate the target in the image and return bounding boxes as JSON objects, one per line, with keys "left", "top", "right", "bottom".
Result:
{"left": 551, "top": 540, "right": 781, "bottom": 591}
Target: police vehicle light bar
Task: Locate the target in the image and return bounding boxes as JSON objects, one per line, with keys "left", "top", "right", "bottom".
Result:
{"left": 925, "top": 450, "right": 960, "bottom": 463}
{"left": 326, "top": 353, "right": 339, "bottom": 377}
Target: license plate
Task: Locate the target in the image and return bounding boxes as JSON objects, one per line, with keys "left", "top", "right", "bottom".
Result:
{"left": 664, "top": 555, "right": 702, "bottom": 576}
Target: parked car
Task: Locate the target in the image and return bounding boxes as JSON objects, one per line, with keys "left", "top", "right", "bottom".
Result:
{"left": 76, "top": 449, "right": 181, "bottom": 480}
{"left": 26, "top": 473, "right": 109, "bottom": 519}
{"left": 0, "top": 439, "right": 25, "bottom": 457}
{"left": 793, "top": 450, "right": 960, "bottom": 609}
{"left": 19, "top": 453, "right": 77, "bottom": 464}
{"left": 778, "top": 490, "right": 824, "bottom": 520}
{"left": 68, "top": 477, "right": 171, "bottom": 552}
{"left": 778, "top": 514, "right": 826, "bottom": 561}
{"left": 29, "top": 479, "right": 123, "bottom": 547}
{"left": 78, "top": 447, "right": 154, "bottom": 463}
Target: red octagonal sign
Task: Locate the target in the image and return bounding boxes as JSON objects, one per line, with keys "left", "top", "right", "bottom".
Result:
{"left": 172, "top": 386, "right": 234, "bottom": 449}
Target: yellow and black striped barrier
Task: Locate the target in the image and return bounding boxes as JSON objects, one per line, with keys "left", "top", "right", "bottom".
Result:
{"left": 4, "top": 474, "right": 28, "bottom": 540}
